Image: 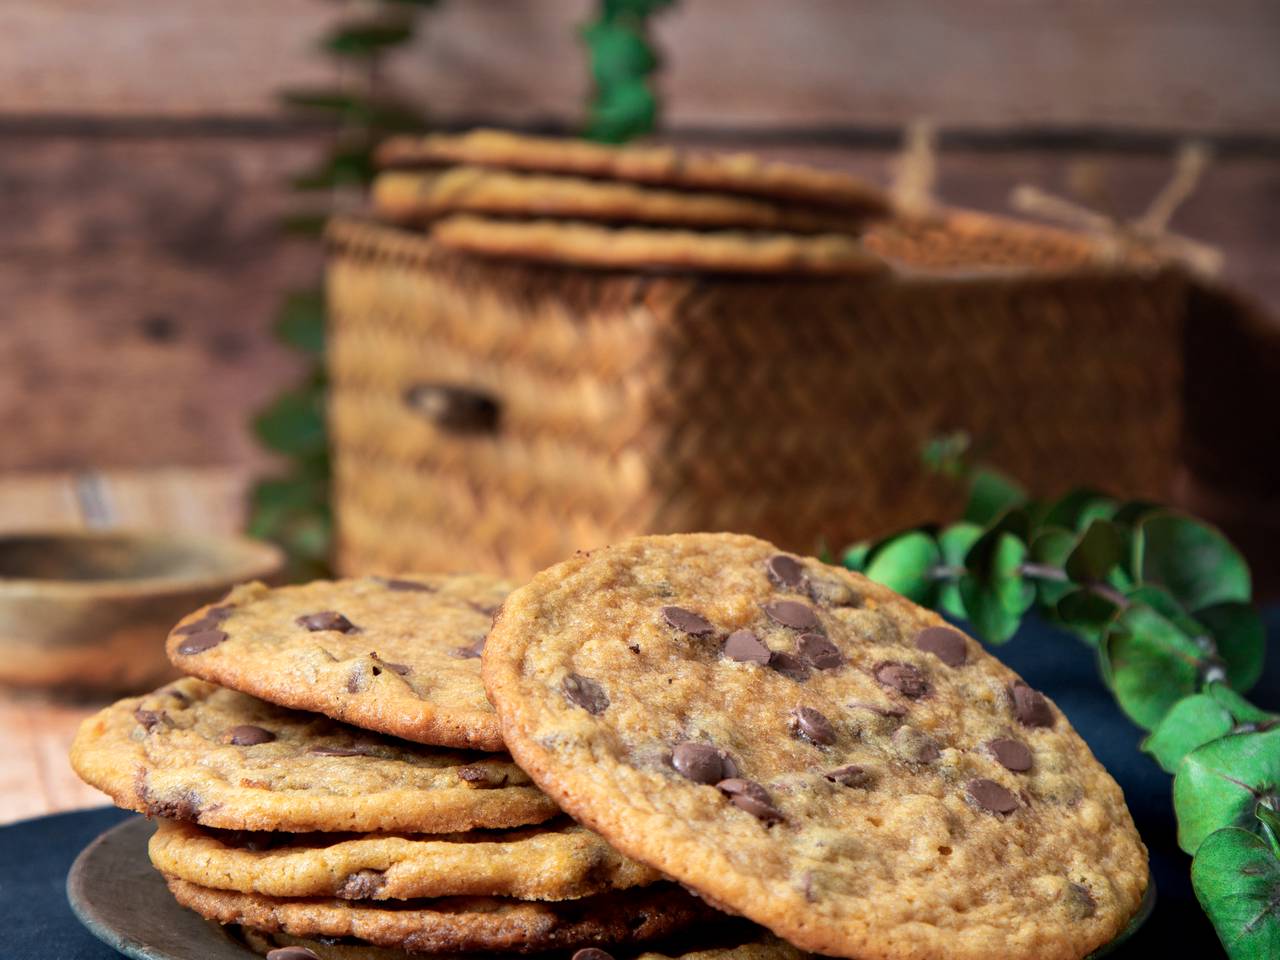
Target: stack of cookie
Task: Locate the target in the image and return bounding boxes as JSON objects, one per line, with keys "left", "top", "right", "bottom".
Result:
{"left": 73, "top": 533, "right": 1151, "bottom": 960}
{"left": 70, "top": 574, "right": 765, "bottom": 959}
{"left": 369, "top": 128, "right": 890, "bottom": 275}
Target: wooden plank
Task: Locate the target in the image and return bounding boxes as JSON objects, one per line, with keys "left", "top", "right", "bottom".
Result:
{"left": 0, "top": 133, "right": 318, "bottom": 471}
{"left": 0, "top": 692, "right": 106, "bottom": 825}
{"left": 1, "top": 0, "right": 1277, "bottom": 136}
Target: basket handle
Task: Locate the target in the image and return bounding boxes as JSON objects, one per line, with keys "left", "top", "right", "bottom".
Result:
{"left": 403, "top": 382, "right": 500, "bottom": 434}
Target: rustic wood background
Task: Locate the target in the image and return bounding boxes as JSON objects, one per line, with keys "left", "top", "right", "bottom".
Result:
{"left": 2, "top": 0, "right": 1277, "bottom": 476}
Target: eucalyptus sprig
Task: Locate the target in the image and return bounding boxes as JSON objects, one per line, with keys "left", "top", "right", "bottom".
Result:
{"left": 581, "top": 0, "right": 675, "bottom": 143}
{"left": 843, "top": 454, "right": 1277, "bottom": 958}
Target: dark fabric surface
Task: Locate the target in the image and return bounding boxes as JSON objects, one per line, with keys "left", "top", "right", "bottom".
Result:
{"left": 2, "top": 611, "right": 1277, "bottom": 960}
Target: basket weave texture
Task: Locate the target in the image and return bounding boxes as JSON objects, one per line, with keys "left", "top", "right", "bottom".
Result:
{"left": 326, "top": 213, "right": 1185, "bottom": 579}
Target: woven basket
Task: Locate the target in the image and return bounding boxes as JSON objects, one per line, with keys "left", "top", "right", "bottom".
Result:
{"left": 325, "top": 207, "right": 1186, "bottom": 579}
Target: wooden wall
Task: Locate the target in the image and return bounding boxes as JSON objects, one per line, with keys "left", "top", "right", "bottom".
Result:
{"left": 2, "top": 0, "right": 1278, "bottom": 474}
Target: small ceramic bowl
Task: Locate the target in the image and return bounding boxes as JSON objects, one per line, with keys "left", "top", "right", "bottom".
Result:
{"left": 0, "top": 530, "right": 283, "bottom": 693}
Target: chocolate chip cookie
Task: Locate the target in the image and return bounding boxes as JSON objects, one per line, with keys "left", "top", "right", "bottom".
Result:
{"left": 376, "top": 129, "right": 890, "bottom": 215}
{"left": 240, "top": 924, "right": 806, "bottom": 960}
{"left": 150, "top": 818, "right": 660, "bottom": 901}
{"left": 430, "top": 217, "right": 886, "bottom": 276}
{"left": 373, "top": 168, "right": 869, "bottom": 234}
{"left": 481, "top": 533, "right": 1149, "bottom": 960}
{"left": 167, "top": 575, "right": 511, "bottom": 751}
{"left": 166, "top": 878, "right": 714, "bottom": 953}
{"left": 70, "top": 677, "right": 557, "bottom": 832}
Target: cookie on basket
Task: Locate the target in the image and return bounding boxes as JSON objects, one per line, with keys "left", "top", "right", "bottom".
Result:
{"left": 149, "top": 817, "right": 661, "bottom": 901}
{"left": 70, "top": 677, "right": 557, "bottom": 833}
{"left": 167, "top": 575, "right": 510, "bottom": 751}
{"left": 481, "top": 533, "right": 1150, "bottom": 960}
{"left": 372, "top": 168, "right": 871, "bottom": 234}
{"left": 165, "top": 879, "right": 714, "bottom": 954}
{"left": 376, "top": 128, "right": 891, "bottom": 215}
{"left": 431, "top": 216, "right": 887, "bottom": 276}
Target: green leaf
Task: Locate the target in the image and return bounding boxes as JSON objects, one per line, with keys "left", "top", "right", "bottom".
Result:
{"left": 1191, "top": 828, "right": 1280, "bottom": 959}
{"left": 586, "top": 81, "right": 657, "bottom": 143}
{"left": 958, "top": 532, "right": 1034, "bottom": 644}
{"left": 937, "top": 522, "right": 982, "bottom": 619}
{"left": 841, "top": 540, "right": 871, "bottom": 573}
{"left": 279, "top": 211, "right": 329, "bottom": 237}
{"left": 1042, "top": 488, "right": 1106, "bottom": 530}
{"left": 1065, "top": 519, "right": 1125, "bottom": 583}
{"left": 1174, "top": 725, "right": 1280, "bottom": 853}
{"left": 291, "top": 148, "right": 376, "bottom": 190}
{"left": 583, "top": 22, "right": 657, "bottom": 84}
{"left": 1101, "top": 603, "right": 1205, "bottom": 729}
{"left": 280, "top": 89, "right": 426, "bottom": 132}
{"left": 1258, "top": 802, "right": 1280, "bottom": 859}
{"left": 275, "top": 291, "right": 325, "bottom": 355}
{"left": 1197, "top": 602, "right": 1267, "bottom": 692}
{"left": 1134, "top": 512, "right": 1251, "bottom": 610}
{"left": 1209, "top": 685, "right": 1277, "bottom": 727}
{"left": 963, "top": 469, "right": 1025, "bottom": 526}
{"left": 254, "top": 386, "right": 327, "bottom": 458}
{"left": 1027, "top": 527, "right": 1075, "bottom": 606}
{"left": 1142, "top": 693, "right": 1235, "bottom": 774}
{"left": 322, "top": 19, "right": 414, "bottom": 58}
{"left": 864, "top": 532, "right": 940, "bottom": 603}
{"left": 921, "top": 431, "right": 972, "bottom": 479}
{"left": 1055, "top": 587, "right": 1123, "bottom": 646}
{"left": 1111, "top": 500, "right": 1163, "bottom": 529}
{"left": 1075, "top": 496, "right": 1119, "bottom": 531}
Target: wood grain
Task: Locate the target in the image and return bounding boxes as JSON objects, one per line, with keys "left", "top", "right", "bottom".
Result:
{"left": 1, "top": 0, "right": 1276, "bottom": 135}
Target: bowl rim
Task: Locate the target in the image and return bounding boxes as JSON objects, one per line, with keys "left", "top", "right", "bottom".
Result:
{"left": 0, "top": 528, "right": 285, "bottom": 598}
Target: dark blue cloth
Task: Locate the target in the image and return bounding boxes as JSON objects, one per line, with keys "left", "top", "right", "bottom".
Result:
{"left": 3, "top": 611, "right": 1278, "bottom": 959}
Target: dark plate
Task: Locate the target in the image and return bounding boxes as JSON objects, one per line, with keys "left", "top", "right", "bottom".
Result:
{"left": 67, "top": 817, "right": 253, "bottom": 960}
{"left": 66, "top": 816, "right": 1155, "bottom": 960}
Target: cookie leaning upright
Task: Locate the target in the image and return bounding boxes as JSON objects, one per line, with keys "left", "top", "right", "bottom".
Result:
{"left": 167, "top": 574, "right": 509, "bottom": 750}
{"left": 482, "top": 533, "right": 1149, "bottom": 960}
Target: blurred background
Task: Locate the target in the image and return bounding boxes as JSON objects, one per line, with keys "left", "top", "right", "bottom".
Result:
{"left": 1, "top": 0, "right": 1277, "bottom": 821}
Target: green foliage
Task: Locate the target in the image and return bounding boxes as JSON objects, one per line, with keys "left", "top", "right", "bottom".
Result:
{"left": 1192, "top": 829, "right": 1280, "bottom": 959}
{"left": 250, "top": 0, "right": 436, "bottom": 578}
{"left": 581, "top": 0, "right": 674, "bottom": 143}
{"left": 839, "top": 443, "right": 1274, "bottom": 954}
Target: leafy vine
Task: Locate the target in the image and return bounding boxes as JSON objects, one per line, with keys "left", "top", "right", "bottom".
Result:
{"left": 843, "top": 441, "right": 1278, "bottom": 958}
{"left": 582, "top": 0, "right": 675, "bottom": 143}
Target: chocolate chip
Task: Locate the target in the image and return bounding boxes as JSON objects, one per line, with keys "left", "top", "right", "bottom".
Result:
{"left": 716, "top": 778, "right": 784, "bottom": 824}
{"left": 892, "top": 725, "right": 940, "bottom": 763}
{"left": 309, "top": 745, "right": 370, "bottom": 757}
{"left": 1066, "top": 882, "right": 1097, "bottom": 919}
{"left": 562, "top": 673, "right": 609, "bottom": 714}
{"left": 133, "top": 708, "right": 168, "bottom": 732}
{"left": 370, "top": 653, "right": 412, "bottom": 676}
{"left": 846, "top": 700, "right": 907, "bottom": 718}
{"left": 572, "top": 950, "right": 616, "bottom": 960}
{"left": 336, "top": 869, "right": 387, "bottom": 899}
{"left": 450, "top": 637, "right": 486, "bottom": 659}
{"left": 297, "top": 611, "right": 358, "bottom": 633}
{"left": 661, "top": 606, "right": 714, "bottom": 636}
{"left": 966, "top": 778, "right": 1019, "bottom": 814}
{"left": 914, "top": 626, "right": 968, "bottom": 667}
{"left": 174, "top": 605, "right": 234, "bottom": 636}
{"left": 723, "top": 629, "right": 771, "bottom": 664}
{"left": 177, "top": 628, "right": 229, "bottom": 655}
{"left": 766, "top": 554, "right": 805, "bottom": 588}
{"left": 1010, "top": 682, "right": 1054, "bottom": 727}
{"left": 226, "top": 725, "right": 276, "bottom": 746}
{"left": 987, "top": 737, "right": 1033, "bottom": 772}
{"left": 763, "top": 600, "right": 820, "bottom": 631}
{"left": 382, "top": 578, "right": 434, "bottom": 593}
{"left": 797, "top": 633, "right": 844, "bottom": 669}
{"left": 672, "top": 742, "right": 728, "bottom": 784}
{"left": 873, "top": 661, "right": 929, "bottom": 698}
{"left": 266, "top": 948, "right": 321, "bottom": 960}
{"left": 768, "top": 651, "right": 811, "bottom": 682}
{"left": 825, "top": 765, "right": 874, "bottom": 788}
{"left": 457, "top": 765, "right": 509, "bottom": 787}
{"left": 791, "top": 706, "right": 837, "bottom": 745}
